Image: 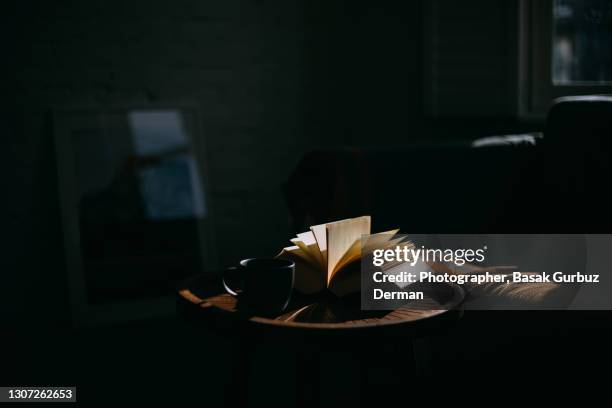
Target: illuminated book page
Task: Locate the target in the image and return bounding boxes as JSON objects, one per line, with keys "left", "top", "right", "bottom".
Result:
{"left": 291, "top": 238, "right": 323, "bottom": 270}
{"left": 277, "top": 246, "right": 325, "bottom": 294}
{"left": 310, "top": 223, "right": 328, "bottom": 267}
{"left": 331, "top": 229, "right": 401, "bottom": 285}
{"left": 326, "top": 216, "right": 371, "bottom": 285}
{"left": 296, "top": 231, "right": 325, "bottom": 270}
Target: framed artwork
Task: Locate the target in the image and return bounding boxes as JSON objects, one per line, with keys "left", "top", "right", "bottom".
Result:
{"left": 54, "top": 103, "right": 217, "bottom": 327}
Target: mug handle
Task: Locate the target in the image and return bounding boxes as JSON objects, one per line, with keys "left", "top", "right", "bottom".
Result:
{"left": 222, "top": 266, "right": 244, "bottom": 297}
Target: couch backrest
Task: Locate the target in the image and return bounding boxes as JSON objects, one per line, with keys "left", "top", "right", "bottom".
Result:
{"left": 284, "top": 96, "right": 612, "bottom": 234}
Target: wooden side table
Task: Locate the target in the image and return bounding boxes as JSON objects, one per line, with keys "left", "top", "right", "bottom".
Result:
{"left": 177, "top": 274, "right": 463, "bottom": 406}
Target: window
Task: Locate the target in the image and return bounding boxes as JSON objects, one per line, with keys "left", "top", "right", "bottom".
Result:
{"left": 553, "top": 0, "right": 612, "bottom": 84}
{"left": 520, "top": 0, "right": 612, "bottom": 117}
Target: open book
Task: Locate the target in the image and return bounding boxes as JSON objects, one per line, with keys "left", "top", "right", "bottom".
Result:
{"left": 277, "top": 216, "right": 409, "bottom": 297}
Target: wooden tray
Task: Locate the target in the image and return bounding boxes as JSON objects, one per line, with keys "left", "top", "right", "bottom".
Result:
{"left": 178, "top": 274, "right": 464, "bottom": 331}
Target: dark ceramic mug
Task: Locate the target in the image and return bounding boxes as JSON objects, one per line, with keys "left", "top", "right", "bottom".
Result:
{"left": 222, "top": 258, "right": 295, "bottom": 314}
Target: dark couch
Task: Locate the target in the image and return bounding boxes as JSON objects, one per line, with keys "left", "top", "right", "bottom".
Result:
{"left": 284, "top": 96, "right": 612, "bottom": 234}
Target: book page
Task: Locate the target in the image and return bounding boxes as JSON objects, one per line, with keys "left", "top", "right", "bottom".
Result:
{"left": 277, "top": 246, "right": 326, "bottom": 294}
{"left": 328, "top": 229, "right": 406, "bottom": 296}
{"left": 362, "top": 229, "right": 403, "bottom": 254}
{"left": 326, "top": 216, "right": 371, "bottom": 285}
{"left": 328, "top": 261, "right": 361, "bottom": 297}
{"left": 277, "top": 245, "right": 310, "bottom": 265}
{"left": 291, "top": 238, "right": 324, "bottom": 270}
{"left": 310, "top": 223, "right": 328, "bottom": 266}
{"left": 330, "top": 238, "right": 361, "bottom": 278}
{"left": 296, "top": 231, "right": 325, "bottom": 270}
{"left": 330, "top": 229, "right": 401, "bottom": 286}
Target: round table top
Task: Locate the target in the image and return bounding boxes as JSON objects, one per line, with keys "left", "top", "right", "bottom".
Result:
{"left": 177, "top": 274, "right": 464, "bottom": 334}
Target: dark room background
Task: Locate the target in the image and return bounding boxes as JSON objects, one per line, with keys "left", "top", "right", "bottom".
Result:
{"left": 4, "top": 0, "right": 542, "bottom": 327}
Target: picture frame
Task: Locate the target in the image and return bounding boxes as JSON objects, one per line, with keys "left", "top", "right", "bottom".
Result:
{"left": 54, "top": 103, "right": 217, "bottom": 327}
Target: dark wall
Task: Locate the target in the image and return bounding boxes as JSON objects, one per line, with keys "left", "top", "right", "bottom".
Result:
{"left": 302, "top": 1, "right": 424, "bottom": 146}
{"left": 3, "top": 0, "right": 535, "bottom": 326}
{"left": 4, "top": 0, "right": 306, "bottom": 326}
{"left": 303, "top": 0, "right": 537, "bottom": 147}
